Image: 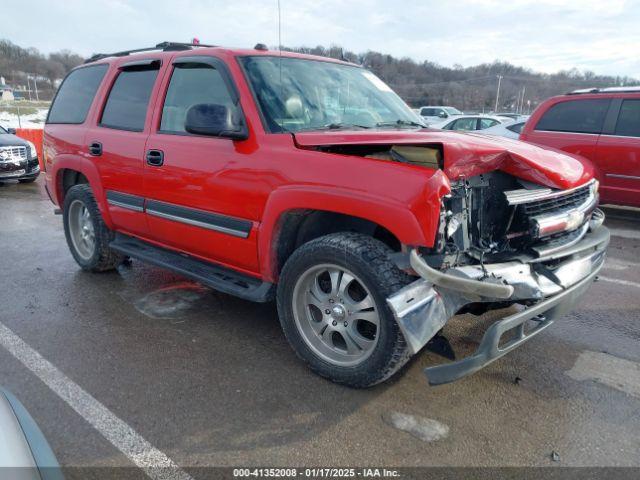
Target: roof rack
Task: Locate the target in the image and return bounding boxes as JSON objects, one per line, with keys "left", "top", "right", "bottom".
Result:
{"left": 84, "top": 41, "right": 217, "bottom": 64}
{"left": 567, "top": 86, "right": 640, "bottom": 95}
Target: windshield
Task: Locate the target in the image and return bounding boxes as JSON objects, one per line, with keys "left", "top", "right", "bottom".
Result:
{"left": 240, "top": 56, "right": 424, "bottom": 132}
{"left": 444, "top": 107, "right": 462, "bottom": 115}
{"left": 0, "top": 126, "right": 7, "bottom": 134}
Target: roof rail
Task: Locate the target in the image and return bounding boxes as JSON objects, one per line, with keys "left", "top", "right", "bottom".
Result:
{"left": 567, "top": 86, "right": 640, "bottom": 95}
{"left": 84, "top": 41, "right": 217, "bottom": 64}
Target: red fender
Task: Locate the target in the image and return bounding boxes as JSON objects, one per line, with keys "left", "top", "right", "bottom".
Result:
{"left": 49, "top": 154, "right": 115, "bottom": 229}
{"left": 257, "top": 176, "right": 450, "bottom": 282}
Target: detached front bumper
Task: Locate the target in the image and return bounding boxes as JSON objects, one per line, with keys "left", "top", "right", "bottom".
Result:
{"left": 387, "top": 224, "right": 610, "bottom": 385}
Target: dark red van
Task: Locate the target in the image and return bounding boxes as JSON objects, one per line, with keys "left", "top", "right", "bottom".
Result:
{"left": 521, "top": 87, "right": 640, "bottom": 207}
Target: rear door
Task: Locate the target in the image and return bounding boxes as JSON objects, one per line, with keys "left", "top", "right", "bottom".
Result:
{"left": 524, "top": 98, "right": 610, "bottom": 161}
{"left": 143, "top": 55, "right": 260, "bottom": 274}
{"left": 85, "top": 58, "right": 164, "bottom": 238}
{"left": 596, "top": 98, "right": 640, "bottom": 206}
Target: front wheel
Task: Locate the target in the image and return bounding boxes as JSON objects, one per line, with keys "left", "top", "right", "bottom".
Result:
{"left": 277, "top": 233, "right": 413, "bottom": 388}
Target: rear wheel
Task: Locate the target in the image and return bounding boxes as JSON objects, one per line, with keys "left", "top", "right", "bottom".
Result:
{"left": 63, "top": 184, "right": 123, "bottom": 272}
{"left": 277, "top": 232, "right": 413, "bottom": 388}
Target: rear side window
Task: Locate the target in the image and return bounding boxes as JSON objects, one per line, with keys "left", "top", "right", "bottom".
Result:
{"left": 421, "top": 108, "right": 440, "bottom": 116}
{"left": 47, "top": 64, "right": 108, "bottom": 124}
{"left": 507, "top": 122, "right": 525, "bottom": 134}
{"left": 614, "top": 99, "right": 640, "bottom": 137}
{"left": 160, "top": 63, "right": 237, "bottom": 134}
{"left": 535, "top": 99, "right": 609, "bottom": 134}
{"left": 100, "top": 67, "right": 159, "bottom": 131}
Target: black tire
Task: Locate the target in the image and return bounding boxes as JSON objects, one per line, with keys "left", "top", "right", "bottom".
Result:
{"left": 18, "top": 177, "right": 37, "bottom": 183}
{"left": 63, "top": 184, "right": 123, "bottom": 272}
{"left": 277, "top": 232, "right": 414, "bottom": 388}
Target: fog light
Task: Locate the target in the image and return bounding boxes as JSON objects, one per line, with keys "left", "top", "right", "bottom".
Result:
{"left": 589, "top": 208, "right": 605, "bottom": 231}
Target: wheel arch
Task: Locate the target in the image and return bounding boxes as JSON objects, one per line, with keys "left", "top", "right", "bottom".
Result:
{"left": 51, "top": 155, "right": 114, "bottom": 228}
{"left": 258, "top": 186, "right": 429, "bottom": 283}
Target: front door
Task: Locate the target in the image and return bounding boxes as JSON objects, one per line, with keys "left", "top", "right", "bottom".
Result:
{"left": 143, "top": 55, "right": 260, "bottom": 274}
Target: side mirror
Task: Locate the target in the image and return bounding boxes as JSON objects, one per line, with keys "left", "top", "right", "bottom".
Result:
{"left": 185, "top": 103, "right": 248, "bottom": 140}
{"left": 438, "top": 112, "right": 448, "bottom": 118}
{"left": 7, "top": 128, "right": 16, "bottom": 134}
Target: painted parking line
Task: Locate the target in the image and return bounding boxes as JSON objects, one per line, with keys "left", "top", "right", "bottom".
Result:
{"left": 603, "top": 257, "right": 640, "bottom": 271}
{"left": 598, "top": 276, "right": 640, "bottom": 289}
{"left": 608, "top": 227, "right": 640, "bottom": 240}
{"left": 566, "top": 351, "right": 640, "bottom": 400}
{"left": 0, "top": 322, "right": 193, "bottom": 480}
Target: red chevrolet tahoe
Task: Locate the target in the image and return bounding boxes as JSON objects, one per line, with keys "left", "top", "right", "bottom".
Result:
{"left": 520, "top": 87, "right": 640, "bottom": 207}
{"left": 43, "top": 42, "right": 609, "bottom": 387}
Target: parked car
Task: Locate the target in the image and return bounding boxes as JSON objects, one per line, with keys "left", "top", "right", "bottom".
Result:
{"left": 0, "top": 124, "right": 40, "bottom": 183}
{"left": 429, "top": 114, "right": 510, "bottom": 131}
{"left": 0, "top": 387, "right": 63, "bottom": 480}
{"left": 478, "top": 119, "right": 528, "bottom": 139}
{"left": 44, "top": 42, "right": 608, "bottom": 387}
{"left": 493, "top": 112, "right": 528, "bottom": 121}
{"left": 520, "top": 87, "right": 640, "bottom": 207}
{"left": 417, "top": 106, "right": 463, "bottom": 124}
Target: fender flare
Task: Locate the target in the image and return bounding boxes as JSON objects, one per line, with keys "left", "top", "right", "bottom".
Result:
{"left": 50, "top": 154, "right": 114, "bottom": 229}
{"left": 258, "top": 185, "right": 431, "bottom": 282}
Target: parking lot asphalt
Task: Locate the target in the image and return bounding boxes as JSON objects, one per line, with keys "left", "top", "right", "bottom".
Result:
{"left": 1, "top": 178, "right": 639, "bottom": 478}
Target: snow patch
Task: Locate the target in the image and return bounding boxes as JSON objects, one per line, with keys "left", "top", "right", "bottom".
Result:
{"left": 383, "top": 411, "right": 449, "bottom": 442}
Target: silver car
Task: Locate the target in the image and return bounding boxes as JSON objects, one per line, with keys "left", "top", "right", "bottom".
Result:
{"left": 0, "top": 387, "right": 63, "bottom": 480}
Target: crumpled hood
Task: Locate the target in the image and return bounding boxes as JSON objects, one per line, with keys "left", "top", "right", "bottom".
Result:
{"left": 293, "top": 129, "right": 594, "bottom": 190}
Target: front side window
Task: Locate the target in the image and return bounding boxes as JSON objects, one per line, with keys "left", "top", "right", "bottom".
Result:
{"left": 47, "top": 64, "right": 108, "bottom": 124}
{"left": 100, "top": 67, "right": 159, "bottom": 131}
{"left": 240, "top": 56, "right": 422, "bottom": 133}
{"left": 614, "top": 99, "right": 640, "bottom": 137}
{"left": 160, "top": 63, "right": 238, "bottom": 134}
{"left": 452, "top": 118, "right": 477, "bottom": 131}
{"left": 535, "top": 99, "right": 609, "bottom": 134}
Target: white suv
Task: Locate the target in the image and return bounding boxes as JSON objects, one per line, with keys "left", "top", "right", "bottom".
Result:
{"left": 418, "top": 106, "right": 463, "bottom": 125}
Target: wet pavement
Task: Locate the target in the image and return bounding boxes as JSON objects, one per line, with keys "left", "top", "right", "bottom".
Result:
{"left": 0, "top": 178, "right": 639, "bottom": 476}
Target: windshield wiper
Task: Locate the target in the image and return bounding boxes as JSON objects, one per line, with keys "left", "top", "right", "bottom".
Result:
{"left": 375, "top": 119, "right": 425, "bottom": 128}
{"left": 297, "top": 122, "right": 372, "bottom": 132}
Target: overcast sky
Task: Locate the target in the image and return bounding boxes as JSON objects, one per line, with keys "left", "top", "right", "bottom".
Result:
{"left": 5, "top": 0, "right": 640, "bottom": 78}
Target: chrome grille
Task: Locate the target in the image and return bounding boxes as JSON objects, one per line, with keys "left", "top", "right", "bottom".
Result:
{"left": 504, "top": 179, "right": 597, "bottom": 247}
{"left": 0, "top": 146, "right": 27, "bottom": 162}
{"left": 521, "top": 184, "right": 592, "bottom": 217}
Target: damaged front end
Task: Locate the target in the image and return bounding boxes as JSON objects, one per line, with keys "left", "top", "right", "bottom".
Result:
{"left": 387, "top": 173, "right": 609, "bottom": 385}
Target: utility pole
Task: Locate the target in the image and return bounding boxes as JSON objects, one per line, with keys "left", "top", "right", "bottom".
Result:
{"left": 494, "top": 75, "right": 503, "bottom": 113}
{"left": 33, "top": 75, "right": 39, "bottom": 102}
{"left": 520, "top": 86, "right": 526, "bottom": 114}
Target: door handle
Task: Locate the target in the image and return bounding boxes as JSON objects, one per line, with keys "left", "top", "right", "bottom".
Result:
{"left": 88, "top": 142, "right": 102, "bottom": 156}
{"left": 146, "top": 149, "right": 164, "bottom": 166}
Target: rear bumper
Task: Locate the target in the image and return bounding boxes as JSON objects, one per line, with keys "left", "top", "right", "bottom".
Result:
{"left": 386, "top": 224, "right": 609, "bottom": 385}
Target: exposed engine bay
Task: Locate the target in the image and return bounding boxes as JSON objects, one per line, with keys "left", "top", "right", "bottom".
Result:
{"left": 312, "top": 142, "right": 600, "bottom": 271}
{"left": 427, "top": 172, "right": 600, "bottom": 269}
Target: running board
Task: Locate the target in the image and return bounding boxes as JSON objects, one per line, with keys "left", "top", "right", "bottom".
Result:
{"left": 110, "top": 234, "right": 274, "bottom": 302}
